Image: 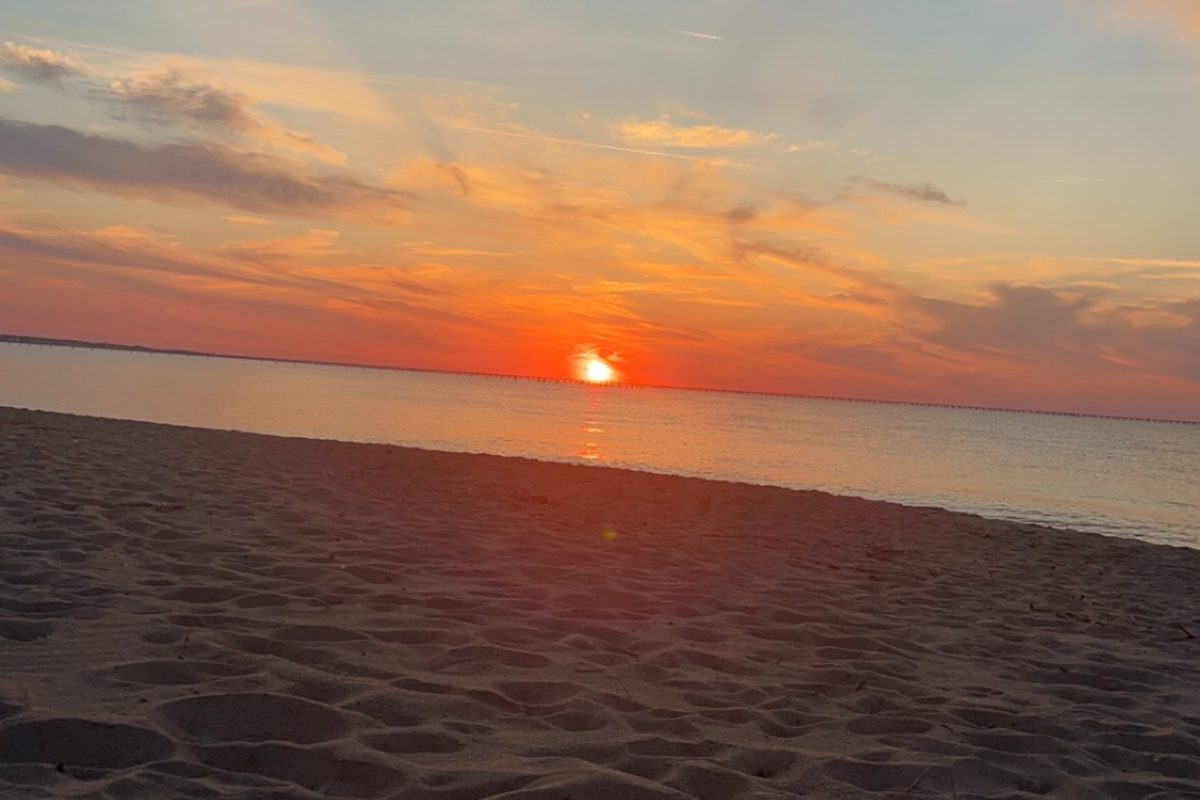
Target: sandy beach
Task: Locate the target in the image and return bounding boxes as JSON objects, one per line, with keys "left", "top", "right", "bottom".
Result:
{"left": 1, "top": 406, "right": 1197, "bottom": 799}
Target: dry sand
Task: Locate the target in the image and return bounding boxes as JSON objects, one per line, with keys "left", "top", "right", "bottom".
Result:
{"left": 1, "top": 406, "right": 1198, "bottom": 799}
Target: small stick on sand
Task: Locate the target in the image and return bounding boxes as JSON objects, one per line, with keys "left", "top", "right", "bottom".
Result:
{"left": 903, "top": 768, "right": 928, "bottom": 793}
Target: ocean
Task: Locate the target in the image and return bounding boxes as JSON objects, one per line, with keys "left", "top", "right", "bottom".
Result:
{"left": 1, "top": 341, "right": 1197, "bottom": 548}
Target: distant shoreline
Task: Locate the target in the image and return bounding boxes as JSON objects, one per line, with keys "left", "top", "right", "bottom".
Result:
{"left": 2, "top": 332, "right": 1196, "bottom": 425}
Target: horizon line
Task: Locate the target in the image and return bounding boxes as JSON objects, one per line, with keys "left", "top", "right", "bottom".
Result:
{"left": 1, "top": 332, "right": 1196, "bottom": 426}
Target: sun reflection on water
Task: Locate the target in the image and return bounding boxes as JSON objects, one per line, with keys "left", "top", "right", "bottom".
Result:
{"left": 578, "top": 387, "right": 606, "bottom": 461}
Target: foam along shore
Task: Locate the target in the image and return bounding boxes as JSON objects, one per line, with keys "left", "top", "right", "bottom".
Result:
{"left": 1, "top": 406, "right": 1198, "bottom": 799}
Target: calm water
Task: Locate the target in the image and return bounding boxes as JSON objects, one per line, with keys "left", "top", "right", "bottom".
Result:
{"left": 2, "top": 342, "right": 1198, "bottom": 548}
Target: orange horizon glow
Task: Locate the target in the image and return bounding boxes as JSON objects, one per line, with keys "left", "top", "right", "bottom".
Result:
{"left": 2, "top": 6, "right": 1200, "bottom": 422}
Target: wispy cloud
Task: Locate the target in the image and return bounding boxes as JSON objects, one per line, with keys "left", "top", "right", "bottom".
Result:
{"left": 454, "top": 123, "right": 716, "bottom": 162}
{"left": 1104, "top": 256, "right": 1200, "bottom": 268}
{"left": 1, "top": 42, "right": 348, "bottom": 165}
{"left": 0, "top": 220, "right": 227, "bottom": 280}
{"left": 608, "top": 115, "right": 776, "bottom": 149}
{"left": 785, "top": 139, "right": 874, "bottom": 162}
{"left": 671, "top": 29, "right": 725, "bottom": 41}
{"left": 220, "top": 228, "right": 341, "bottom": 264}
{"left": 0, "top": 77, "right": 16, "bottom": 94}
{"left": 860, "top": 179, "right": 966, "bottom": 206}
{"left": 0, "top": 117, "right": 409, "bottom": 218}
{"left": 107, "top": 69, "right": 346, "bottom": 164}
{"left": 19, "top": 37, "right": 403, "bottom": 127}
{"left": 395, "top": 242, "right": 515, "bottom": 260}
{"left": 0, "top": 41, "right": 88, "bottom": 82}
{"left": 785, "top": 140, "right": 839, "bottom": 154}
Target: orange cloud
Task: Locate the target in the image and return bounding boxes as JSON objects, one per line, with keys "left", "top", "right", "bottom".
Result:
{"left": 608, "top": 115, "right": 777, "bottom": 149}
{"left": 1102, "top": 0, "right": 1200, "bottom": 47}
{"left": 220, "top": 229, "right": 342, "bottom": 264}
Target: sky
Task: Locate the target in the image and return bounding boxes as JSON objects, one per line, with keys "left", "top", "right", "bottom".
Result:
{"left": 1, "top": 0, "right": 1198, "bottom": 420}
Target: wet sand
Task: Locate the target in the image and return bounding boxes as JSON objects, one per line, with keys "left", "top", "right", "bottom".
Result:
{"left": 1, "top": 406, "right": 1198, "bottom": 799}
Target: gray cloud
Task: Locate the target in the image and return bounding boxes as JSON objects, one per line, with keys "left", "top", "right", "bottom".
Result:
{"left": 108, "top": 70, "right": 254, "bottom": 130}
{"left": 733, "top": 238, "right": 899, "bottom": 297}
{"left": 910, "top": 284, "right": 1095, "bottom": 353}
{"left": 435, "top": 162, "right": 472, "bottom": 196}
{"left": 744, "top": 244, "right": 1199, "bottom": 388}
{"left": 0, "top": 42, "right": 87, "bottom": 82}
{"left": 865, "top": 179, "right": 966, "bottom": 206}
{"left": 722, "top": 205, "right": 759, "bottom": 224}
{"left": 105, "top": 70, "right": 340, "bottom": 161}
{"left": 1116, "top": 299, "right": 1200, "bottom": 382}
{"left": 907, "top": 283, "right": 1200, "bottom": 382}
{"left": 0, "top": 117, "right": 409, "bottom": 218}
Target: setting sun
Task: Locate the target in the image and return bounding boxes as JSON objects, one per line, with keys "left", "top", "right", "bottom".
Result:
{"left": 584, "top": 357, "right": 615, "bottom": 384}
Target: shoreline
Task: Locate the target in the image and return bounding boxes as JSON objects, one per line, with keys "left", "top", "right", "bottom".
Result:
{"left": 2, "top": 406, "right": 1198, "bottom": 798}
{"left": 0, "top": 403, "right": 1178, "bottom": 551}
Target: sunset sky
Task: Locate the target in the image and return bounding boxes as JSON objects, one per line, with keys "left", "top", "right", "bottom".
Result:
{"left": 1, "top": 1, "right": 1198, "bottom": 420}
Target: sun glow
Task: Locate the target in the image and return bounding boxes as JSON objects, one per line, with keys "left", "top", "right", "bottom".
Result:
{"left": 583, "top": 357, "right": 615, "bottom": 383}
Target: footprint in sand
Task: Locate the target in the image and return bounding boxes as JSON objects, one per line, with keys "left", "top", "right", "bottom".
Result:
{"left": 98, "top": 659, "right": 250, "bottom": 686}
{"left": 0, "top": 718, "right": 174, "bottom": 770}
{"left": 158, "top": 692, "right": 349, "bottom": 744}
{"left": 194, "top": 742, "right": 404, "bottom": 797}
{"left": 0, "top": 619, "right": 52, "bottom": 642}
